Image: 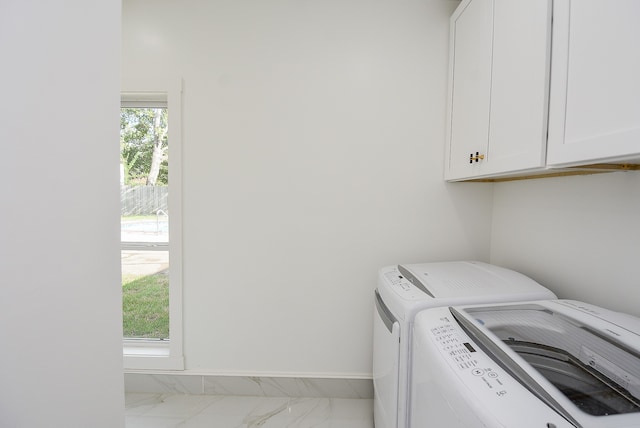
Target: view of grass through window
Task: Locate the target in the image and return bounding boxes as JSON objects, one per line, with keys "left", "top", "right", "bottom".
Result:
{"left": 122, "top": 251, "right": 169, "bottom": 338}
{"left": 120, "top": 105, "right": 170, "bottom": 339}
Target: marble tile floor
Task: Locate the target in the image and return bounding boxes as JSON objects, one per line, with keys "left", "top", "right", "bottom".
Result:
{"left": 125, "top": 392, "right": 374, "bottom": 428}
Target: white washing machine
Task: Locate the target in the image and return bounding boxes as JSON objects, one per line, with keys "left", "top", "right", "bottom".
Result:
{"left": 373, "top": 261, "right": 556, "bottom": 428}
{"left": 410, "top": 300, "right": 640, "bottom": 428}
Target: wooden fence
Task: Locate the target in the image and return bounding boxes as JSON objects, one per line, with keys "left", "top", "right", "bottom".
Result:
{"left": 121, "top": 185, "right": 168, "bottom": 216}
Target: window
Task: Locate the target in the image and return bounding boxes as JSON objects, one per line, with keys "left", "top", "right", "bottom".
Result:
{"left": 121, "top": 80, "right": 183, "bottom": 370}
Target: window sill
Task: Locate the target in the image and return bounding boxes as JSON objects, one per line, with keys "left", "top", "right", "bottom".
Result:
{"left": 124, "top": 339, "right": 184, "bottom": 370}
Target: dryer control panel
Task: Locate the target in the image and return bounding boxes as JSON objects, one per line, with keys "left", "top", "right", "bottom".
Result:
{"left": 382, "top": 267, "right": 428, "bottom": 301}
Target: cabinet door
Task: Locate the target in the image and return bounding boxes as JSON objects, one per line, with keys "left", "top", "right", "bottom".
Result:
{"left": 445, "top": 0, "right": 493, "bottom": 180}
{"left": 486, "top": 0, "right": 550, "bottom": 174}
{"left": 445, "top": 0, "right": 551, "bottom": 181}
{"left": 547, "top": 0, "right": 640, "bottom": 166}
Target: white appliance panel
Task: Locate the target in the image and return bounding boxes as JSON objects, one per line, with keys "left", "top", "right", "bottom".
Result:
{"left": 373, "top": 291, "right": 400, "bottom": 428}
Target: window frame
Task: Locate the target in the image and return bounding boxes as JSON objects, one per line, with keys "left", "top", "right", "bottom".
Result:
{"left": 121, "top": 79, "right": 184, "bottom": 370}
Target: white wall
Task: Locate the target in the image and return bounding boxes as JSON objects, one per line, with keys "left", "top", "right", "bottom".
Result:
{"left": 122, "top": 0, "right": 493, "bottom": 377}
{"left": 490, "top": 172, "right": 640, "bottom": 317}
{"left": 0, "top": 1, "right": 124, "bottom": 427}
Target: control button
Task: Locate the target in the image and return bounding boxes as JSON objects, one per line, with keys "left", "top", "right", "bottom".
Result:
{"left": 488, "top": 371, "right": 498, "bottom": 379}
{"left": 472, "top": 369, "right": 484, "bottom": 376}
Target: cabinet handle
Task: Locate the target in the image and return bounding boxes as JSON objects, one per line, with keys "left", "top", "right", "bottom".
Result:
{"left": 469, "top": 152, "right": 485, "bottom": 163}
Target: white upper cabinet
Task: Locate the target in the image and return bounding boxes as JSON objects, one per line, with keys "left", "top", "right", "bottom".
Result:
{"left": 445, "top": 0, "right": 640, "bottom": 181}
{"left": 445, "top": 0, "right": 493, "bottom": 180}
{"left": 547, "top": 0, "right": 640, "bottom": 167}
{"left": 445, "top": 0, "right": 551, "bottom": 181}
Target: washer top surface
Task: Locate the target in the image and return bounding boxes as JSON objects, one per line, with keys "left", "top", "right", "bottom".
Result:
{"left": 377, "top": 261, "right": 556, "bottom": 321}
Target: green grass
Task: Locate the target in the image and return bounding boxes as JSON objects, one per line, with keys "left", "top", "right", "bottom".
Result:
{"left": 122, "top": 272, "right": 169, "bottom": 339}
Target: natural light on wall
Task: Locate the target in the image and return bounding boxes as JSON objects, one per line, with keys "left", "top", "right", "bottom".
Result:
{"left": 121, "top": 80, "right": 184, "bottom": 370}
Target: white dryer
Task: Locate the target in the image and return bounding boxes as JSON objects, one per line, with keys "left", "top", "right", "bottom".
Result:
{"left": 373, "top": 261, "right": 556, "bottom": 428}
{"left": 410, "top": 300, "right": 640, "bottom": 428}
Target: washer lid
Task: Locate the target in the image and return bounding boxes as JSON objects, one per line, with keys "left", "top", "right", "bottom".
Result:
{"left": 398, "top": 261, "right": 548, "bottom": 298}
{"left": 452, "top": 301, "right": 640, "bottom": 423}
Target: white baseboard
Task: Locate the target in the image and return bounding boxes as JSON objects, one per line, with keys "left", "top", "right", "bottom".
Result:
{"left": 124, "top": 373, "right": 373, "bottom": 399}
